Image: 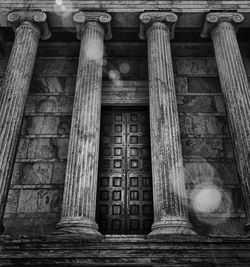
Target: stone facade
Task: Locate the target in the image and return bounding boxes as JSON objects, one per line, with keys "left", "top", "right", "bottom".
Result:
{"left": 0, "top": 0, "right": 250, "bottom": 266}
{"left": 2, "top": 37, "right": 246, "bottom": 237}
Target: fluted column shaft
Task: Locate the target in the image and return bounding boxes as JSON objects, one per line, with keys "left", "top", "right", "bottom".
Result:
{"left": 202, "top": 13, "right": 250, "bottom": 233}
{"left": 0, "top": 11, "right": 50, "bottom": 233}
{"left": 56, "top": 12, "right": 111, "bottom": 238}
{"left": 139, "top": 12, "right": 195, "bottom": 237}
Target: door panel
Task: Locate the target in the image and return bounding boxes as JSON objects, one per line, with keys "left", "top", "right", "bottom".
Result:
{"left": 97, "top": 109, "right": 153, "bottom": 234}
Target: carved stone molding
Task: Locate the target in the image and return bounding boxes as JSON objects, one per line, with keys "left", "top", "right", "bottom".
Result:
{"left": 201, "top": 12, "right": 244, "bottom": 38}
{"left": 7, "top": 10, "right": 51, "bottom": 40}
{"left": 73, "top": 11, "right": 112, "bottom": 40}
{"left": 139, "top": 12, "right": 178, "bottom": 40}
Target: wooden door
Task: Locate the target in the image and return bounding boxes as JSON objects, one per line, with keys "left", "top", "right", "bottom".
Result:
{"left": 96, "top": 108, "right": 153, "bottom": 234}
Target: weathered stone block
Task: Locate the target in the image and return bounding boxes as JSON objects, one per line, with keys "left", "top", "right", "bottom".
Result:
{"left": 182, "top": 138, "right": 225, "bottom": 158}
{"left": 214, "top": 162, "right": 239, "bottom": 185}
{"left": 187, "top": 77, "right": 221, "bottom": 93}
{"left": 21, "top": 163, "right": 53, "bottom": 184}
{"left": 185, "top": 161, "right": 239, "bottom": 185}
{"left": 223, "top": 139, "right": 234, "bottom": 159}
{"left": 27, "top": 139, "right": 57, "bottom": 159}
{"left": 185, "top": 161, "right": 219, "bottom": 185}
{"left": 5, "top": 190, "right": 20, "bottom": 213}
{"left": 180, "top": 115, "right": 229, "bottom": 136}
{"left": 193, "top": 116, "right": 229, "bottom": 136}
{"left": 207, "top": 116, "right": 229, "bottom": 135}
{"left": 11, "top": 163, "right": 22, "bottom": 185}
{"left": 214, "top": 96, "right": 226, "bottom": 113}
{"left": 30, "top": 77, "right": 66, "bottom": 93}
{"left": 22, "top": 116, "right": 59, "bottom": 135}
{"left": 17, "top": 190, "right": 37, "bottom": 213}
{"left": 58, "top": 96, "right": 73, "bottom": 113}
{"left": 179, "top": 115, "right": 193, "bottom": 135}
{"left": 190, "top": 215, "right": 246, "bottom": 236}
{"left": 17, "top": 189, "right": 63, "bottom": 213}
{"left": 16, "top": 139, "right": 29, "bottom": 159}
{"left": 209, "top": 218, "right": 246, "bottom": 236}
{"left": 191, "top": 116, "right": 207, "bottom": 136}
{"left": 232, "top": 188, "right": 245, "bottom": 213}
{"left": 64, "top": 77, "right": 76, "bottom": 94}
{"left": 177, "top": 95, "right": 219, "bottom": 113}
{"left": 25, "top": 96, "right": 74, "bottom": 114}
{"left": 3, "top": 213, "right": 60, "bottom": 236}
{"left": 175, "top": 76, "right": 188, "bottom": 93}
{"left": 34, "top": 96, "right": 59, "bottom": 113}
{"left": 52, "top": 162, "right": 66, "bottom": 184}
{"left": 57, "top": 117, "right": 71, "bottom": 135}
{"left": 52, "top": 138, "right": 69, "bottom": 159}
{"left": 175, "top": 58, "right": 218, "bottom": 76}
{"left": 34, "top": 59, "right": 77, "bottom": 76}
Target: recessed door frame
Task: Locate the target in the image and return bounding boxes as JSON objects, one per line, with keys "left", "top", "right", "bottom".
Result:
{"left": 96, "top": 107, "right": 153, "bottom": 234}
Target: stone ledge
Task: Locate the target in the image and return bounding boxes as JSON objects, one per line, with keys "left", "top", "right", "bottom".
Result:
{"left": 0, "top": 3, "right": 250, "bottom": 30}
{"left": 1, "top": 235, "right": 250, "bottom": 266}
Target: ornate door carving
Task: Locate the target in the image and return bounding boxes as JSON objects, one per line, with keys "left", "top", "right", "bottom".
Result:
{"left": 97, "top": 108, "right": 153, "bottom": 234}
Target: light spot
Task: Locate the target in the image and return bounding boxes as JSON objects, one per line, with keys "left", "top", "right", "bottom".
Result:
{"left": 190, "top": 183, "right": 233, "bottom": 225}
{"left": 55, "top": 0, "right": 63, "bottom": 5}
{"left": 113, "top": 80, "right": 123, "bottom": 87}
{"left": 119, "top": 63, "right": 130, "bottom": 74}
{"left": 84, "top": 39, "right": 103, "bottom": 61}
{"left": 108, "top": 70, "right": 120, "bottom": 81}
{"left": 192, "top": 187, "right": 222, "bottom": 213}
{"left": 60, "top": 5, "right": 66, "bottom": 12}
{"left": 53, "top": 0, "right": 73, "bottom": 19}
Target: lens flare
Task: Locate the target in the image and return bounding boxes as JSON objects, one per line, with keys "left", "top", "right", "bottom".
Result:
{"left": 119, "top": 63, "right": 130, "bottom": 74}
{"left": 192, "top": 186, "right": 222, "bottom": 213}
{"left": 108, "top": 70, "right": 120, "bottom": 81}
{"left": 55, "top": 0, "right": 63, "bottom": 5}
{"left": 84, "top": 40, "right": 103, "bottom": 61}
{"left": 54, "top": 0, "right": 73, "bottom": 19}
{"left": 185, "top": 158, "right": 233, "bottom": 226}
{"left": 190, "top": 183, "right": 233, "bottom": 225}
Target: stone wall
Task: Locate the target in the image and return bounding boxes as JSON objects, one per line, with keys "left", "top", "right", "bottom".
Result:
{"left": 2, "top": 40, "right": 247, "bottom": 236}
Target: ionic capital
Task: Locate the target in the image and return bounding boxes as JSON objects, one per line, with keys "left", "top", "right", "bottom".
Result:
{"left": 201, "top": 12, "right": 244, "bottom": 38}
{"left": 7, "top": 10, "right": 51, "bottom": 40}
{"left": 139, "top": 12, "right": 178, "bottom": 40}
{"left": 73, "top": 11, "right": 112, "bottom": 40}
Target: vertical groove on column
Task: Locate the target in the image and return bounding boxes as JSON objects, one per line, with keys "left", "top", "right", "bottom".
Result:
{"left": 212, "top": 22, "right": 250, "bottom": 229}
{"left": 56, "top": 21, "right": 104, "bottom": 237}
{"left": 0, "top": 21, "right": 40, "bottom": 228}
{"left": 147, "top": 21, "right": 194, "bottom": 236}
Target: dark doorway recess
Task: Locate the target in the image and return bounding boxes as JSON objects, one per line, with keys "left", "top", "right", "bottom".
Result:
{"left": 96, "top": 108, "right": 153, "bottom": 234}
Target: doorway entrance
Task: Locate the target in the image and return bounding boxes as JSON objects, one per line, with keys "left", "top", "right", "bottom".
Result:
{"left": 96, "top": 108, "right": 153, "bottom": 234}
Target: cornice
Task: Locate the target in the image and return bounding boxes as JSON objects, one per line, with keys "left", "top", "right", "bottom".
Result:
{"left": 1, "top": 1, "right": 250, "bottom": 31}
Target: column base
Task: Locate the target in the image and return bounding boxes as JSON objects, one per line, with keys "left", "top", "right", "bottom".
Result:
{"left": 54, "top": 217, "right": 103, "bottom": 240}
{"left": 147, "top": 217, "right": 196, "bottom": 239}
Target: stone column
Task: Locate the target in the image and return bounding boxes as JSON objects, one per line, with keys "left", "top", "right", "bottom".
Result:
{"left": 139, "top": 12, "right": 195, "bottom": 237}
{"left": 55, "top": 12, "right": 112, "bottom": 239}
{"left": 0, "top": 11, "right": 50, "bottom": 233}
{"left": 201, "top": 13, "right": 250, "bottom": 234}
